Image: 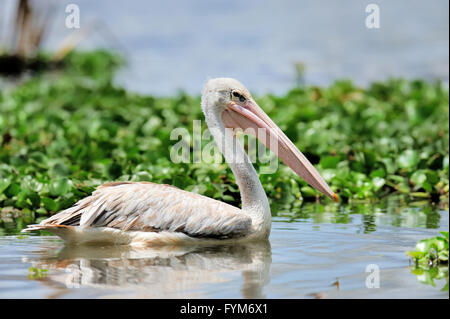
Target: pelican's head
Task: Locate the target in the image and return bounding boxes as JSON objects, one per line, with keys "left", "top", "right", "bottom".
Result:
{"left": 201, "top": 77, "right": 338, "bottom": 202}
{"left": 201, "top": 78, "right": 251, "bottom": 114}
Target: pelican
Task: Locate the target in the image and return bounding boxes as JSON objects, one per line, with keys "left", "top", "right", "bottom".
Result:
{"left": 23, "top": 78, "right": 337, "bottom": 246}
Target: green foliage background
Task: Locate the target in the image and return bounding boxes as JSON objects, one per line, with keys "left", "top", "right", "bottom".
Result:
{"left": 0, "top": 51, "right": 448, "bottom": 219}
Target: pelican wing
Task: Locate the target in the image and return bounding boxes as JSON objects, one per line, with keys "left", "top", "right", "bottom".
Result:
{"left": 38, "top": 182, "right": 251, "bottom": 238}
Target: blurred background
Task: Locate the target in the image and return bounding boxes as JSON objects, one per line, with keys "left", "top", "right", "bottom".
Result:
{"left": 1, "top": 0, "right": 448, "bottom": 95}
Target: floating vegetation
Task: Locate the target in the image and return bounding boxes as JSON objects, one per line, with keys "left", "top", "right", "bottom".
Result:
{"left": 0, "top": 50, "right": 448, "bottom": 223}
{"left": 28, "top": 266, "right": 48, "bottom": 280}
{"left": 407, "top": 231, "right": 449, "bottom": 267}
{"left": 407, "top": 231, "right": 449, "bottom": 291}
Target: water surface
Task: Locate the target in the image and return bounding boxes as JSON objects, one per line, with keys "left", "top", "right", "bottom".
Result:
{"left": 2, "top": 0, "right": 448, "bottom": 94}
{"left": 0, "top": 198, "right": 448, "bottom": 298}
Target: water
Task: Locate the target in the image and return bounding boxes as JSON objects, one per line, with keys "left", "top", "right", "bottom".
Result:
{"left": 1, "top": 0, "right": 448, "bottom": 95}
{"left": 0, "top": 198, "right": 448, "bottom": 298}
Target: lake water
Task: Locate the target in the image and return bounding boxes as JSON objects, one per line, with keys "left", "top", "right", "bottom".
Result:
{"left": 0, "top": 197, "right": 448, "bottom": 298}
{"left": 1, "top": 0, "right": 449, "bottom": 95}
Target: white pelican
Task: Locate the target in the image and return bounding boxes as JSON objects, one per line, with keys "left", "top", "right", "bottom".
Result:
{"left": 23, "top": 78, "right": 337, "bottom": 246}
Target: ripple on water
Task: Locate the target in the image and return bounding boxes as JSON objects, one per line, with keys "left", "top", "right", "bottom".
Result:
{"left": 0, "top": 203, "right": 448, "bottom": 298}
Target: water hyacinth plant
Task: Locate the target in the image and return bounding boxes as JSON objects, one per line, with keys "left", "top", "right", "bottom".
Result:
{"left": 407, "top": 231, "right": 449, "bottom": 266}
{"left": 0, "top": 50, "right": 448, "bottom": 222}
{"left": 407, "top": 231, "right": 449, "bottom": 291}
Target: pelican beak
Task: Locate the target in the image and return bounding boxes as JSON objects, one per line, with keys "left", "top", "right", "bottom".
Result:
{"left": 223, "top": 99, "right": 338, "bottom": 202}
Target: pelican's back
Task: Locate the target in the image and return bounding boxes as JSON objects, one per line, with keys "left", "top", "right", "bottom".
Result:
{"left": 23, "top": 182, "right": 252, "bottom": 245}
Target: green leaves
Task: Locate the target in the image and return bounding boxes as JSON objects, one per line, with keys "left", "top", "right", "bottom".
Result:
{"left": 410, "top": 170, "right": 427, "bottom": 187}
{"left": 407, "top": 231, "right": 449, "bottom": 266}
{"left": 320, "top": 156, "right": 341, "bottom": 169}
{"left": 371, "top": 177, "right": 385, "bottom": 191}
{"left": 398, "top": 150, "right": 419, "bottom": 169}
{"left": 0, "top": 178, "right": 11, "bottom": 194}
{"left": 41, "top": 197, "right": 59, "bottom": 212}
{"left": 49, "top": 178, "right": 71, "bottom": 197}
{"left": 4, "top": 183, "right": 20, "bottom": 198}
{"left": 0, "top": 50, "right": 448, "bottom": 218}
{"left": 407, "top": 231, "right": 449, "bottom": 290}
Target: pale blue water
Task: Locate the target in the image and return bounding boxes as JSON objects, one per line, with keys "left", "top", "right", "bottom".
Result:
{"left": 0, "top": 200, "right": 448, "bottom": 298}
{"left": 1, "top": 0, "right": 448, "bottom": 94}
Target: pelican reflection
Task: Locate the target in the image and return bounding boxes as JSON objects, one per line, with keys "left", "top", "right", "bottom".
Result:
{"left": 24, "top": 240, "right": 272, "bottom": 298}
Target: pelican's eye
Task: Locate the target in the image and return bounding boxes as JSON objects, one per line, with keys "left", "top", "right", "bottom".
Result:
{"left": 232, "top": 91, "right": 246, "bottom": 103}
